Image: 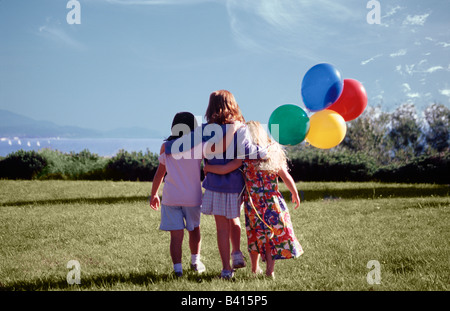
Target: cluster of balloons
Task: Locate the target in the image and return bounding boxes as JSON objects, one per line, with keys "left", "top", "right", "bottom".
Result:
{"left": 268, "top": 63, "right": 368, "bottom": 149}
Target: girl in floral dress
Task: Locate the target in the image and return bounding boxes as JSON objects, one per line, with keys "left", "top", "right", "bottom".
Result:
{"left": 204, "top": 121, "right": 303, "bottom": 278}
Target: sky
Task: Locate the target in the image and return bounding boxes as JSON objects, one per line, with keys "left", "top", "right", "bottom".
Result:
{"left": 1, "top": 0, "right": 449, "bottom": 138}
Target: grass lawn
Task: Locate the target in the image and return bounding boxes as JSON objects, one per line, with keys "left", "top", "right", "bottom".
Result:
{"left": 0, "top": 180, "right": 448, "bottom": 291}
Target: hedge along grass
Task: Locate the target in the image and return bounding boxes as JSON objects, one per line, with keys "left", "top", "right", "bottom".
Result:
{"left": 287, "top": 149, "right": 450, "bottom": 184}
{"left": 0, "top": 180, "right": 449, "bottom": 291}
{"left": 0, "top": 149, "right": 449, "bottom": 184}
{"left": 0, "top": 149, "right": 159, "bottom": 181}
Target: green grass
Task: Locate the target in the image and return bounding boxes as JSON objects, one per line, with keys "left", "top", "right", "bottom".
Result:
{"left": 0, "top": 180, "right": 448, "bottom": 291}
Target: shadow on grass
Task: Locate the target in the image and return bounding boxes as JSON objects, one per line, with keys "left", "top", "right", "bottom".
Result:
{"left": 0, "top": 196, "right": 147, "bottom": 207}
{"left": 281, "top": 185, "right": 449, "bottom": 202}
{"left": 1, "top": 185, "right": 448, "bottom": 207}
{"left": 0, "top": 270, "right": 222, "bottom": 291}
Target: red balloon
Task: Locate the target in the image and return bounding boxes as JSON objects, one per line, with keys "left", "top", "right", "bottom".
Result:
{"left": 328, "top": 79, "right": 367, "bottom": 121}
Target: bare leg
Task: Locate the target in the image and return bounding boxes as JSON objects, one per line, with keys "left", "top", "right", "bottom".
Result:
{"left": 188, "top": 226, "right": 201, "bottom": 255}
{"left": 170, "top": 230, "right": 184, "bottom": 265}
{"left": 229, "top": 217, "right": 242, "bottom": 254}
{"left": 214, "top": 215, "right": 232, "bottom": 271}
{"left": 250, "top": 252, "right": 261, "bottom": 273}
{"left": 265, "top": 242, "right": 275, "bottom": 277}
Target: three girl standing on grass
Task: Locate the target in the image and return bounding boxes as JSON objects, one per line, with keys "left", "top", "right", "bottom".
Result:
{"left": 150, "top": 90, "right": 303, "bottom": 279}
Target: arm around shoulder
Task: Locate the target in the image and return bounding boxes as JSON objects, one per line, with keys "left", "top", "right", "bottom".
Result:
{"left": 203, "top": 159, "right": 243, "bottom": 175}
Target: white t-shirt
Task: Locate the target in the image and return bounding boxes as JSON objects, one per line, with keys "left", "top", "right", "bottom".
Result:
{"left": 158, "top": 148, "right": 202, "bottom": 207}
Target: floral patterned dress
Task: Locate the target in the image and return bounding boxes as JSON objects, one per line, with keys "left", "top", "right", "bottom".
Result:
{"left": 242, "top": 160, "right": 304, "bottom": 262}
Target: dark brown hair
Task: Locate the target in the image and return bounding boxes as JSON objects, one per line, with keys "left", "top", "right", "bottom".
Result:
{"left": 165, "top": 111, "right": 198, "bottom": 141}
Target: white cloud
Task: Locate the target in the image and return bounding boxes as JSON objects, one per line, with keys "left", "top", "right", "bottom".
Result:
{"left": 437, "top": 42, "right": 450, "bottom": 48}
{"left": 225, "top": 4, "right": 265, "bottom": 52}
{"left": 425, "top": 66, "right": 444, "bottom": 73}
{"left": 223, "top": 0, "right": 359, "bottom": 59}
{"left": 361, "top": 54, "right": 382, "bottom": 66}
{"left": 255, "top": 0, "right": 299, "bottom": 31}
{"left": 405, "top": 64, "right": 415, "bottom": 75}
{"left": 402, "top": 83, "right": 411, "bottom": 92}
{"left": 38, "top": 25, "right": 86, "bottom": 50}
{"left": 395, "top": 65, "right": 402, "bottom": 75}
{"left": 390, "top": 49, "right": 407, "bottom": 57}
{"left": 401, "top": 84, "right": 421, "bottom": 99}
{"left": 418, "top": 59, "right": 428, "bottom": 66}
{"left": 402, "top": 13, "right": 430, "bottom": 26}
{"left": 397, "top": 61, "right": 446, "bottom": 76}
{"left": 406, "top": 93, "right": 420, "bottom": 99}
{"left": 105, "top": 0, "right": 210, "bottom": 5}
{"left": 439, "top": 89, "right": 450, "bottom": 97}
{"left": 379, "top": 5, "right": 404, "bottom": 28}
{"left": 382, "top": 5, "right": 402, "bottom": 18}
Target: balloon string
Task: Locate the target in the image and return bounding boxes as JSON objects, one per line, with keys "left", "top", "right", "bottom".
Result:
{"left": 240, "top": 169, "right": 275, "bottom": 240}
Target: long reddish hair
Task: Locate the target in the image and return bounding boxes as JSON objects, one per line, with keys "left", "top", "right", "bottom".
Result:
{"left": 205, "top": 90, "right": 245, "bottom": 124}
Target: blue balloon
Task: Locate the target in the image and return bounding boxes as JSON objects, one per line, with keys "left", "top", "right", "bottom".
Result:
{"left": 301, "top": 63, "right": 344, "bottom": 112}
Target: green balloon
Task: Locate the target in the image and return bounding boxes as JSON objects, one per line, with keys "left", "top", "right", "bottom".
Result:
{"left": 268, "top": 104, "right": 310, "bottom": 146}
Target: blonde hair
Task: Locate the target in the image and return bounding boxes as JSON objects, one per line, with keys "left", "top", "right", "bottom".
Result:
{"left": 205, "top": 90, "right": 245, "bottom": 124}
{"left": 246, "top": 121, "right": 288, "bottom": 173}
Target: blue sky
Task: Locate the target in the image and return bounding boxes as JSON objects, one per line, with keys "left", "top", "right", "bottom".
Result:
{"left": 1, "top": 0, "right": 449, "bottom": 137}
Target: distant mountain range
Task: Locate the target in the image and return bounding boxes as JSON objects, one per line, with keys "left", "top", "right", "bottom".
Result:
{"left": 0, "top": 109, "right": 163, "bottom": 139}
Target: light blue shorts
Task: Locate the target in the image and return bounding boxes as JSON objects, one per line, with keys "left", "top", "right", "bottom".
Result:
{"left": 160, "top": 204, "right": 201, "bottom": 232}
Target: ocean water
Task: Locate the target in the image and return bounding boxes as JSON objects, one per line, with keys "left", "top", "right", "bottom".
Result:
{"left": 0, "top": 137, "right": 164, "bottom": 157}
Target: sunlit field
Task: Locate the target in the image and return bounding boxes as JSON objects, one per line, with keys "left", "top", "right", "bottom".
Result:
{"left": 0, "top": 180, "right": 448, "bottom": 291}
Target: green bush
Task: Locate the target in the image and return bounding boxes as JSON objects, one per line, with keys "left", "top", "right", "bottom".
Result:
{"left": 105, "top": 149, "right": 159, "bottom": 181}
{"left": 373, "top": 153, "right": 449, "bottom": 184}
{"left": 37, "top": 149, "right": 108, "bottom": 180}
{"left": 0, "top": 148, "right": 159, "bottom": 181}
{"left": 286, "top": 147, "right": 449, "bottom": 184}
{"left": 0, "top": 146, "right": 447, "bottom": 183}
{"left": 287, "top": 148, "right": 377, "bottom": 182}
{"left": 0, "top": 150, "right": 47, "bottom": 179}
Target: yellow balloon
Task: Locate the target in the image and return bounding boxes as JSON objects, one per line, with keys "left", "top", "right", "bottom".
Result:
{"left": 305, "top": 110, "right": 347, "bottom": 149}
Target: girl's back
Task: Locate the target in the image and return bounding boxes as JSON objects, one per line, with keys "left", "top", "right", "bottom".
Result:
{"left": 202, "top": 126, "right": 266, "bottom": 194}
{"left": 159, "top": 147, "right": 202, "bottom": 207}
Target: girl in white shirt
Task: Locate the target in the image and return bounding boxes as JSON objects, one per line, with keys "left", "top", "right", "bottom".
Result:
{"left": 150, "top": 111, "right": 241, "bottom": 277}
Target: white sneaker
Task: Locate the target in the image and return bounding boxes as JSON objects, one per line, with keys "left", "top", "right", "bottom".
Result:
{"left": 190, "top": 261, "right": 206, "bottom": 274}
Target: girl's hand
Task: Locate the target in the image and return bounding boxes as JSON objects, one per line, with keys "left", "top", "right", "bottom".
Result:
{"left": 278, "top": 167, "right": 300, "bottom": 210}
{"left": 203, "top": 163, "right": 211, "bottom": 176}
{"left": 232, "top": 120, "right": 245, "bottom": 130}
{"left": 291, "top": 192, "right": 300, "bottom": 210}
{"left": 149, "top": 194, "right": 160, "bottom": 211}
